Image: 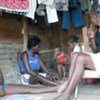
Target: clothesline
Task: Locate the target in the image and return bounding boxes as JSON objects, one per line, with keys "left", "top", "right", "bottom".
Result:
{"left": 0, "top": 0, "right": 93, "bottom": 25}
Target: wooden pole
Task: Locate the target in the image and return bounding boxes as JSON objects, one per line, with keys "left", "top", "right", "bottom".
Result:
{"left": 22, "top": 16, "right": 28, "bottom": 51}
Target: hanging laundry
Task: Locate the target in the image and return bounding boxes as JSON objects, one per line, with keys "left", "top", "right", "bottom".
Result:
{"left": 62, "top": 11, "right": 70, "bottom": 30}
{"left": 46, "top": 5, "right": 58, "bottom": 23}
{"left": 39, "top": 0, "right": 58, "bottom": 23}
{"left": 25, "top": 0, "right": 37, "bottom": 19}
{"left": 0, "top": 0, "right": 29, "bottom": 12}
{"left": 80, "top": 0, "right": 91, "bottom": 14}
{"left": 55, "top": 0, "right": 67, "bottom": 4}
{"left": 38, "top": 0, "right": 46, "bottom": 4}
{"left": 62, "top": 5, "right": 85, "bottom": 29}
{"left": 55, "top": 0, "right": 69, "bottom": 11}
{"left": 71, "top": 5, "right": 85, "bottom": 28}
{"left": 69, "top": 0, "right": 80, "bottom": 9}
{"left": 43, "top": 0, "right": 54, "bottom": 5}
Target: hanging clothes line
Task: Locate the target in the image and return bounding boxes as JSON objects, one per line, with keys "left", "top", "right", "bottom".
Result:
{"left": 0, "top": 0, "right": 29, "bottom": 12}
{"left": 0, "top": 0, "right": 94, "bottom": 25}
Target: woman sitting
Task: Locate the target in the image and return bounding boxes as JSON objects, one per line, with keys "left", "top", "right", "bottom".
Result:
{"left": 19, "top": 35, "right": 59, "bottom": 86}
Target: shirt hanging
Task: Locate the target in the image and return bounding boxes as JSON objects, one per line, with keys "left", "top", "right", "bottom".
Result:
{"left": 25, "top": 0, "right": 37, "bottom": 19}
{"left": 55, "top": 0, "right": 69, "bottom": 11}
{"left": 46, "top": 5, "right": 58, "bottom": 23}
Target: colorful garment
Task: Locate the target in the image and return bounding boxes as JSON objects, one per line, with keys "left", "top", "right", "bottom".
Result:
{"left": 55, "top": 52, "right": 67, "bottom": 67}
{"left": 0, "top": 0, "right": 29, "bottom": 12}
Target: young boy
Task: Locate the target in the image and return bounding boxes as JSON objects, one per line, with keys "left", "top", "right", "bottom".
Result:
{"left": 54, "top": 47, "right": 68, "bottom": 79}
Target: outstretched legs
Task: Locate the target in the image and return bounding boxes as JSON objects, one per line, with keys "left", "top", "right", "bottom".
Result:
{"left": 58, "top": 52, "right": 80, "bottom": 93}
{"left": 55, "top": 53, "right": 95, "bottom": 100}
{"left": 0, "top": 68, "right": 59, "bottom": 96}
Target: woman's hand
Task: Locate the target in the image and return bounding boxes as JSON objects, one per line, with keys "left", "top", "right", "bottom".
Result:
{"left": 49, "top": 72, "right": 60, "bottom": 81}
{"left": 32, "top": 71, "right": 39, "bottom": 76}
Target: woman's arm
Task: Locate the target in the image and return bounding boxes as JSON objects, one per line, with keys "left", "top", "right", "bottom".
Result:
{"left": 87, "top": 28, "right": 97, "bottom": 53}
{"left": 39, "top": 59, "right": 60, "bottom": 80}
{"left": 89, "top": 38, "right": 96, "bottom": 53}
{"left": 21, "top": 52, "right": 38, "bottom": 76}
{"left": 39, "top": 59, "right": 50, "bottom": 74}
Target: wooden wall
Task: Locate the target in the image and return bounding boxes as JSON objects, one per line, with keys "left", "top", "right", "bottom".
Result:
{"left": 0, "top": 12, "right": 90, "bottom": 83}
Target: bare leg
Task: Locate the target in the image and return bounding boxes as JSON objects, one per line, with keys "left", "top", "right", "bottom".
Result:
{"left": 0, "top": 84, "right": 58, "bottom": 95}
{"left": 58, "top": 53, "right": 80, "bottom": 92}
{"left": 0, "top": 68, "right": 59, "bottom": 96}
{"left": 30, "top": 75, "right": 60, "bottom": 86}
{"left": 57, "top": 65, "right": 62, "bottom": 79}
{"left": 67, "top": 53, "right": 81, "bottom": 87}
{"left": 62, "top": 67, "right": 66, "bottom": 78}
{"left": 55, "top": 53, "right": 95, "bottom": 100}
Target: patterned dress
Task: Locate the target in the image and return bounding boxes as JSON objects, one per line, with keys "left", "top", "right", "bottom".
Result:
{"left": 0, "top": 0, "right": 29, "bottom": 12}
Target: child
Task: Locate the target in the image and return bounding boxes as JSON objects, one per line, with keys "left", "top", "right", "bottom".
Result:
{"left": 54, "top": 47, "right": 68, "bottom": 79}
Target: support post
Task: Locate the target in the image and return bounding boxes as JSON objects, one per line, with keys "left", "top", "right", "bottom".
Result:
{"left": 22, "top": 16, "right": 28, "bottom": 51}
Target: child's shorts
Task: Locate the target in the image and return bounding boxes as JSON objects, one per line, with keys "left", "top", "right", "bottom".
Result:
{"left": 21, "top": 73, "right": 47, "bottom": 85}
{"left": 21, "top": 74, "right": 31, "bottom": 85}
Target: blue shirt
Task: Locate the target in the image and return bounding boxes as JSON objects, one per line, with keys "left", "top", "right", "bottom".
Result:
{"left": 19, "top": 50, "right": 41, "bottom": 73}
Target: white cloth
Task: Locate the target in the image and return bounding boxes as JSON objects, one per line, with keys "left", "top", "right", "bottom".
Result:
{"left": 43, "top": 0, "right": 54, "bottom": 5}
{"left": 21, "top": 73, "right": 47, "bottom": 85}
{"left": 86, "top": 52, "right": 100, "bottom": 72}
{"left": 39, "top": 73, "right": 47, "bottom": 77}
{"left": 99, "top": 0, "right": 100, "bottom": 4}
{"left": 73, "top": 44, "right": 100, "bottom": 72}
{"left": 73, "top": 44, "right": 93, "bottom": 53}
{"left": 38, "top": 0, "right": 46, "bottom": 4}
{"left": 73, "top": 45, "right": 81, "bottom": 52}
{"left": 46, "top": 5, "right": 58, "bottom": 23}
{"left": 25, "top": 0, "right": 37, "bottom": 19}
{"left": 21, "top": 74, "right": 31, "bottom": 85}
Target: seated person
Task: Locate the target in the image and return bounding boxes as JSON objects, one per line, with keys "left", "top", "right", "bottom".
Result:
{"left": 54, "top": 3, "right": 100, "bottom": 100}
{"left": 67, "top": 35, "right": 93, "bottom": 54}
{"left": 67, "top": 35, "right": 97, "bottom": 84}
{"left": 19, "top": 35, "right": 59, "bottom": 86}
{"left": 67, "top": 35, "right": 80, "bottom": 53}
{"left": 0, "top": 68, "right": 59, "bottom": 97}
{"left": 53, "top": 47, "right": 69, "bottom": 79}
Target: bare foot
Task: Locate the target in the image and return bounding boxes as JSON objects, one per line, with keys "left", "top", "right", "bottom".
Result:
{"left": 54, "top": 94, "right": 71, "bottom": 100}
{"left": 57, "top": 80, "right": 67, "bottom": 93}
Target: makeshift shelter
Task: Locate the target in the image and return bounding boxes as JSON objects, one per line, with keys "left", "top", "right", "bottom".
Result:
{"left": 0, "top": 0, "right": 96, "bottom": 99}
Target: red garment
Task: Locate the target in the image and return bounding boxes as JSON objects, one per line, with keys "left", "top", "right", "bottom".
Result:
{"left": 0, "top": 0, "right": 29, "bottom": 12}
{"left": 56, "top": 52, "right": 67, "bottom": 67}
